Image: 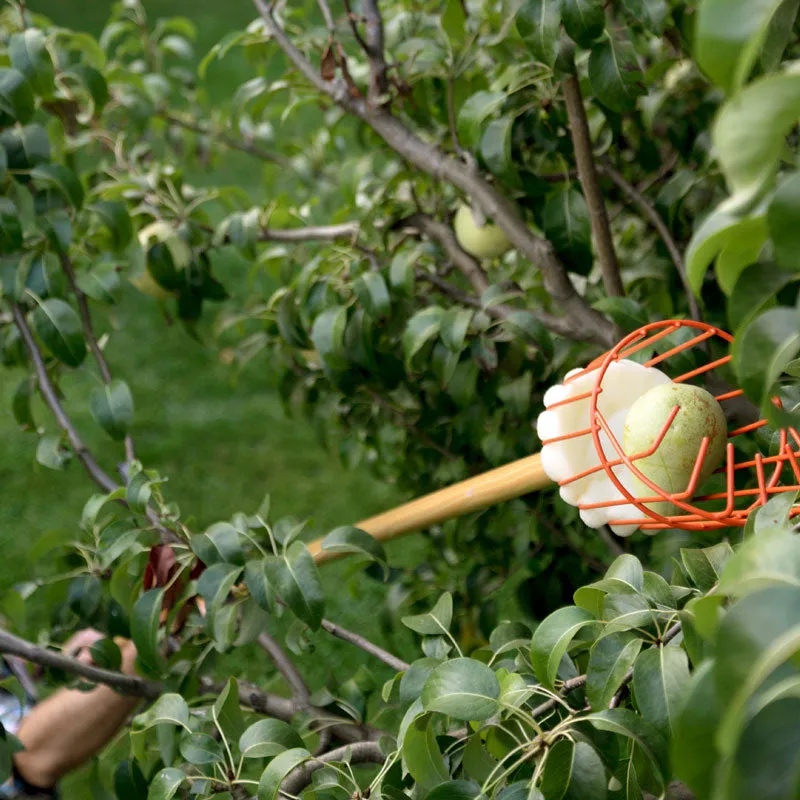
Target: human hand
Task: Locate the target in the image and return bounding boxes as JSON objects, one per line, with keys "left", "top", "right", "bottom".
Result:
{"left": 62, "top": 629, "right": 138, "bottom": 676}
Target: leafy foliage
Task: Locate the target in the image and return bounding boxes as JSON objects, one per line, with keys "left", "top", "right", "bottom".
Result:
{"left": 0, "top": 0, "right": 798, "bottom": 797}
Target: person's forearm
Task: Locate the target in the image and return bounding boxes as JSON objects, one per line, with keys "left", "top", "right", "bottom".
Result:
{"left": 14, "top": 685, "right": 140, "bottom": 788}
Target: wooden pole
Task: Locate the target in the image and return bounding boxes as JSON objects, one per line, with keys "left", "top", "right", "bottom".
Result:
{"left": 308, "top": 453, "right": 553, "bottom": 565}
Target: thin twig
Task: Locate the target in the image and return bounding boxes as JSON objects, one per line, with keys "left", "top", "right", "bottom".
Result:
{"left": 321, "top": 619, "right": 410, "bottom": 673}
{"left": 252, "top": 0, "right": 615, "bottom": 348}
{"left": 160, "top": 111, "right": 290, "bottom": 168}
{"left": 12, "top": 304, "right": 118, "bottom": 494}
{"left": 258, "top": 632, "right": 310, "bottom": 702}
{"left": 362, "top": 0, "right": 389, "bottom": 103}
{"left": 446, "top": 75, "right": 464, "bottom": 157}
{"left": 599, "top": 161, "right": 701, "bottom": 322}
{"left": 342, "top": 0, "right": 370, "bottom": 53}
{"left": 316, "top": 0, "right": 336, "bottom": 33}
{"left": 562, "top": 75, "right": 623, "bottom": 298}
{"left": 281, "top": 742, "right": 386, "bottom": 797}
{"left": 259, "top": 222, "right": 360, "bottom": 243}
{"left": 0, "top": 629, "right": 159, "bottom": 699}
{"left": 58, "top": 254, "right": 136, "bottom": 463}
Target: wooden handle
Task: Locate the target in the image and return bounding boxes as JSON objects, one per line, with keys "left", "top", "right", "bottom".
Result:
{"left": 308, "top": 453, "right": 553, "bottom": 564}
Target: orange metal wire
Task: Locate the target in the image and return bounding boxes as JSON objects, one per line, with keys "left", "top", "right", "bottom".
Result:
{"left": 540, "top": 320, "right": 800, "bottom": 531}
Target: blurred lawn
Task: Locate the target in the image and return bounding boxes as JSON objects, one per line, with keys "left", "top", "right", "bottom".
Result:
{"left": 2, "top": 0, "right": 421, "bottom": 791}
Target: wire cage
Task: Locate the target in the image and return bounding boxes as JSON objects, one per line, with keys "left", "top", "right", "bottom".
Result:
{"left": 540, "top": 320, "right": 800, "bottom": 532}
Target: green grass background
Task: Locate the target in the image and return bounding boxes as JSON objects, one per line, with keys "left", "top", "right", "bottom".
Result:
{"left": 1, "top": 0, "right": 421, "bottom": 791}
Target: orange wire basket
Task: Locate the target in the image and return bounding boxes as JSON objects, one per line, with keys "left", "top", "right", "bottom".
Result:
{"left": 542, "top": 319, "right": 800, "bottom": 532}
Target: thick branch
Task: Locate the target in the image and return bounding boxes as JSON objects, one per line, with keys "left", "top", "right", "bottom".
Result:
{"left": 321, "top": 619, "right": 410, "bottom": 673}
{"left": 12, "top": 304, "right": 118, "bottom": 494}
{"left": 58, "top": 254, "right": 136, "bottom": 463}
{"left": 281, "top": 741, "right": 386, "bottom": 797}
{"left": 562, "top": 75, "right": 623, "bottom": 298}
{"left": 259, "top": 222, "right": 360, "bottom": 243}
{"left": 160, "top": 111, "right": 290, "bottom": 167}
{"left": 599, "top": 161, "right": 701, "bottom": 322}
{"left": 0, "top": 629, "right": 159, "bottom": 699}
{"left": 252, "top": 0, "right": 615, "bottom": 348}
{"left": 258, "top": 632, "right": 310, "bottom": 702}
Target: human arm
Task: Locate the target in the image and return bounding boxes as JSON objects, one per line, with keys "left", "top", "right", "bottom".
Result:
{"left": 12, "top": 632, "right": 140, "bottom": 789}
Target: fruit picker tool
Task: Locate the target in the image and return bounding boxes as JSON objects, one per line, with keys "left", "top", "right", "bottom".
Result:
{"left": 307, "top": 320, "right": 800, "bottom": 565}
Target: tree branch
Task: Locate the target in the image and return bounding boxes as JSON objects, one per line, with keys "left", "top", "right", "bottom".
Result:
{"left": 320, "top": 619, "right": 410, "bottom": 673}
{"left": 562, "top": 75, "right": 624, "bottom": 298}
{"left": 258, "top": 632, "right": 310, "bottom": 702}
{"left": 12, "top": 304, "right": 119, "bottom": 494}
{"left": 0, "top": 629, "right": 160, "bottom": 699}
{"left": 160, "top": 111, "right": 290, "bottom": 168}
{"left": 252, "top": 0, "right": 615, "bottom": 348}
{"left": 599, "top": 161, "right": 701, "bottom": 322}
{"left": 362, "top": 0, "right": 389, "bottom": 103}
{"left": 258, "top": 222, "right": 360, "bottom": 243}
{"left": 58, "top": 253, "right": 136, "bottom": 464}
{"left": 280, "top": 741, "right": 386, "bottom": 797}
{"left": 316, "top": 0, "right": 335, "bottom": 34}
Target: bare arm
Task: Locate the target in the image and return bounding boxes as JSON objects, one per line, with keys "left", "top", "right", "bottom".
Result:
{"left": 13, "top": 635, "right": 140, "bottom": 789}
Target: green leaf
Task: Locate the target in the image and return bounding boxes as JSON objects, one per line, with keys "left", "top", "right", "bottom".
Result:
{"left": 354, "top": 272, "right": 391, "bottom": 319}
{"left": 191, "top": 523, "right": 246, "bottom": 566}
{"left": 767, "top": 172, "right": 800, "bottom": 271}
{"left": 114, "top": 760, "right": 148, "bottom": 800}
{"left": 131, "top": 588, "right": 163, "bottom": 672}
{"left": 583, "top": 709, "right": 668, "bottom": 788}
{"left": 257, "top": 747, "right": 311, "bottom": 800}
{"left": 147, "top": 768, "right": 185, "bottom": 800}
{"left": 133, "top": 694, "right": 191, "bottom": 732}
{"left": 320, "top": 526, "right": 387, "bottom": 570}
{"left": 36, "top": 434, "right": 69, "bottom": 470}
{"left": 421, "top": 658, "right": 500, "bottom": 721}
{"left": 402, "top": 592, "right": 453, "bottom": 635}
{"left": 587, "top": 37, "right": 645, "bottom": 112}
{"left": 0, "top": 124, "right": 49, "bottom": 171}
{"left": 621, "top": 0, "right": 668, "bottom": 33}
{"left": 0, "top": 68, "right": 34, "bottom": 125}
{"left": 561, "top": 0, "right": 605, "bottom": 46}
{"left": 680, "top": 542, "right": 734, "bottom": 592}
{"left": 93, "top": 201, "right": 133, "bottom": 252}
{"left": 239, "top": 719, "right": 304, "bottom": 759}
{"left": 31, "top": 298, "right": 87, "bottom": 367}
{"left": 671, "top": 661, "right": 722, "bottom": 800}
{"left": 77, "top": 261, "right": 122, "bottom": 305}
{"left": 458, "top": 91, "right": 506, "bottom": 151}
{"left": 714, "top": 585, "right": 800, "bottom": 756}
{"left": 631, "top": 646, "right": 690, "bottom": 738}
{"left": 126, "top": 470, "right": 152, "bottom": 513}
{"left": 540, "top": 738, "right": 574, "bottom": 800}
{"left": 424, "top": 781, "right": 480, "bottom": 800}
{"left": 12, "top": 378, "right": 34, "bottom": 432}
{"left": 197, "top": 563, "right": 242, "bottom": 621}
{"left": 31, "top": 164, "right": 85, "bottom": 210}
{"left": 760, "top": 0, "right": 800, "bottom": 72}
{"left": 0, "top": 198, "right": 22, "bottom": 254}
{"left": 311, "top": 305, "right": 348, "bottom": 371}
{"left": 480, "top": 116, "right": 516, "bottom": 184}
{"left": 586, "top": 632, "right": 643, "bottom": 709}
{"left": 404, "top": 307, "right": 444, "bottom": 370}
{"left": 732, "top": 307, "right": 800, "bottom": 411}
{"left": 442, "top": 0, "right": 467, "bottom": 48}
{"left": 719, "top": 526, "right": 800, "bottom": 597}
{"left": 728, "top": 262, "right": 797, "bottom": 332}
{"left": 564, "top": 742, "right": 607, "bottom": 800}
{"left": 440, "top": 308, "right": 473, "bottom": 352}
{"left": 592, "top": 297, "right": 648, "bottom": 333}
{"left": 543, "top": 186, "right": 592, "bottom": 273}
{"left": 531, "top": 605, "right": 595, "bottom": 690}
{"left": 245, "top": 559, "right": 274, "bottom": 613}
{"left": 9, "top": 30, "right": 55, "bottom": 97}
{"left": 695, "top": 0, "right": 785, "bottom": 94}
{"left": 713, "top": 70, "right": 800, "bottom": 210}
{"left": 179, "top": 732, "right": 224, "bottom": 765}
{"left": 516, "top": 0, "right": 561, "bottom": 67}
{"left": 403, "top": 713, "right": 449, "bottom": 790}
{"left": 213, "top": 677, "right": 245, "bottom": 743}
{"left": 264, "top": 542, "right": 324, "bottom": 630}
{"left": 390, "top": 246, "right": 419, "bottom": 295}
{"left": 90, "top": 379, "right": 134, "bottom": 441}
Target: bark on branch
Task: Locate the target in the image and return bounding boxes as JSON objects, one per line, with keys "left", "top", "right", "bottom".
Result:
{"left": 12, "top": 304, "right": 119, "bottom": 494}
{"left": 320, "top": 619, "right": 410, "bottom": 673}
{"left": 258, "top": 632, "right": 311, "bottom": 702}
{"left": 0, "top": 629, "right": 160, "bottom": 699}
{"left": 562, "top": 75, "right": 624, "bottom": 298}
{"left": 251, "top": 0, "right": 615, "bottom": 349}
{"left": 258, "top": 222, "right": 360, "bottom": 243}
{"left": 280, "top": 741, "right": 386, "bottom": 797}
